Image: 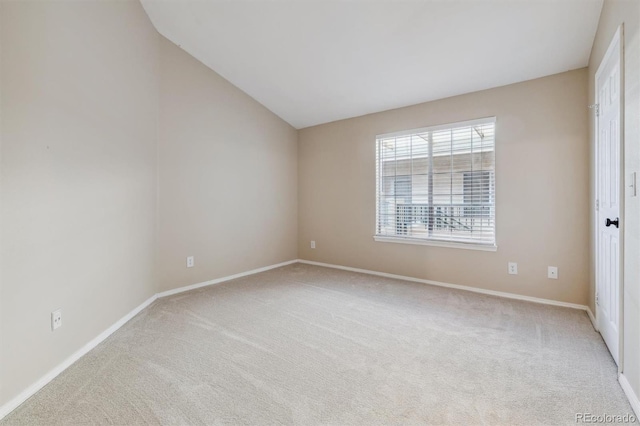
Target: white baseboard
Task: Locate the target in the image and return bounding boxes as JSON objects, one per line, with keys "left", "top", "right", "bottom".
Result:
{"left": 156, "top": 259, "right": 298, "bottom": 298}
{"left": 297, "top": 259, "right": 589, "bottom": 312}
{"left": 619, "top": 374, "right": 640, "bottom": 418}
{"left": 0, "top": 294, "right": 157, "bottom": 421}
{"left": 0, "top": 257, "right": 609, "bottom": 422}
{"left": 0, "top": 259, "right": 297, "bottom": 421}
{"left": 301, "top": 259, "right": 640, "bottom": 419}
{"left": 586, "top": 306, "right": 598, "bottom": 331}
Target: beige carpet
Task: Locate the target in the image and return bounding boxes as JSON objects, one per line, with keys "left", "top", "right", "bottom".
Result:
{"left": 1, "top": 263, "right": 636, "bottom": 425}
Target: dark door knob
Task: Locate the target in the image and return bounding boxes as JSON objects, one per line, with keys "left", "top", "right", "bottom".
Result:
{"left": 606, "top": 218, "right": 619, "bottom": 228}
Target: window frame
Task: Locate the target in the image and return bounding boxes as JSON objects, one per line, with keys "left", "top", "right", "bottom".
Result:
{"left": 374, "top": 117, "right": 497, "bottom": 251}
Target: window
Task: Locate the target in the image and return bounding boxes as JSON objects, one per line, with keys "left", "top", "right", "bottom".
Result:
{"left": 375, "top": 117, "right": 496, "bottom": 249}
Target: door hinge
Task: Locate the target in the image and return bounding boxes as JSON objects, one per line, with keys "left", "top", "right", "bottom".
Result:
{"left": 589, "top": 103, "right": 600, "bottom": 117}
{"left": 596, "top": 292, "right": 599, "bottom": 306}
{"left": 596, "top": 199, "right": 599, "bottom": 211}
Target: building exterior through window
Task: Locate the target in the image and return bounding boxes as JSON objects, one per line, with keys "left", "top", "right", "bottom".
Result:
{"left": 375, "top": 117, "right": 496, "bottom": 247}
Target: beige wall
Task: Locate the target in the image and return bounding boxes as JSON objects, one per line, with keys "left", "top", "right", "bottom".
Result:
{"left": 0, "top": 0, "right": 160, "bottom": 406}
{"left": 3, "top": 0, "right": 635, "bottom": 416}
{"left": 0, "top": 0, "right": 298, "bottom": 410}
{"left": 588, "top": 0, "right": 640, "bottom": 404}
{"left": 299, "top": 69, "right": 590, "bottom": 305}
{"left": 156, "top": 37, "right": 298, "bottom": 292}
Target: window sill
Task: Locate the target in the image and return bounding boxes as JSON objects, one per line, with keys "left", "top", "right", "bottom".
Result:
{"left": 373, "top": 235, "right": 497, "bottom": 252}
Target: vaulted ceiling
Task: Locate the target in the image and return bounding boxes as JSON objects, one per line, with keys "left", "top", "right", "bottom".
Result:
{"left": 141, "top": 0, "right": 603, "bottom": 129}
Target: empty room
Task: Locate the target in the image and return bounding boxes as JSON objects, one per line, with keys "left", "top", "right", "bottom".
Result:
{"left": 1, "top": 0, "right": 640, "bottom": 424}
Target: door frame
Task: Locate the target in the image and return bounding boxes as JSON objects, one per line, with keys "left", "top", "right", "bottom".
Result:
{"left": 594, "top": 23, "right": 624, "bottom": 372}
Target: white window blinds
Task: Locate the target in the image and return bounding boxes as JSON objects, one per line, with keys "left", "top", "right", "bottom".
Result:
{"left": 375, "top": 117, "right": 496, "bottom": 246}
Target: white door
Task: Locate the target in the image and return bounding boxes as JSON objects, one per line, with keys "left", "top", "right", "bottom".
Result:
{"left": 595, "top": 27, "right": 622, "bottom": 365}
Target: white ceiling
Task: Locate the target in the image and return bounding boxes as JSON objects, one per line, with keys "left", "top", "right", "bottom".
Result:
{"left": 141, "top": 0, "right": 603, "bottom": 129}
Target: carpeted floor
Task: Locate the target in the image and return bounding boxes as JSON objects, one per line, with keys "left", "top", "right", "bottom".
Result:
{"left": 1, "top": 263, "right": 636, "bottom": 425}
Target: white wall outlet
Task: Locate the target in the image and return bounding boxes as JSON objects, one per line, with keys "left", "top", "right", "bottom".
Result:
{"left": 51, "top": 309, "right": 62, "bottom": 331}
{"left": 311, "top": 240, "right": 316, "bottom": 249}
{"left": 548, "top": 266, "right": 558, "bottom": 279}
{"left": 508, "top": 262, "right": 518, "bottom": 275}
{"left": 186, "top": 256, "right": 194, "bottom": 268}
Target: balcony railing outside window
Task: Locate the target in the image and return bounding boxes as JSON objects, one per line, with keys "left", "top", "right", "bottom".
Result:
{"left": 375, "top": 117, "right": 496, "bottom": 247}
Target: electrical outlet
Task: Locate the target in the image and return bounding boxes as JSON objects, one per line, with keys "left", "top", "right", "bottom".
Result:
{"left": 508, "top": 262, "right": 518, "bottom": 275}
{"left": 311, "top": 241, "right": 316, "bottom": 249}
{"left": 186, "top": 256, "right": 194, "bottom": 268}
{"left": 548, "top": 266, "right": 558, "bottom": 279}
{"left": 51, "top": 309, "right": 62, "bottom": 331}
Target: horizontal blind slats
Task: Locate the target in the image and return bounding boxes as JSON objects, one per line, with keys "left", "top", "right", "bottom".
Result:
{"left": 376, "top": 117, "right": 496, "bottom": 245}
